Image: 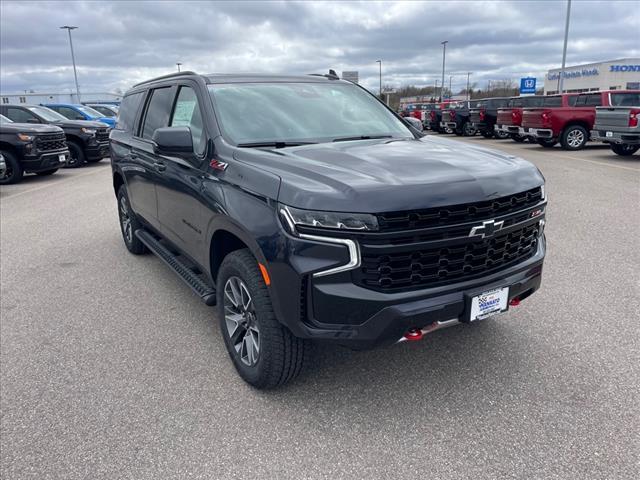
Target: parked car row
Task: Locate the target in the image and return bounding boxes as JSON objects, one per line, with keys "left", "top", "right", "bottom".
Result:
{"left": 0, "top": 103, "right": 114, "bottom": 184}
{"left": 404, "top": 90, "right": 639, "bottom": 156}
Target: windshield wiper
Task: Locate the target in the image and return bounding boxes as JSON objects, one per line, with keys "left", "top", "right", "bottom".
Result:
{"left": 236, "top": 141, "right": 317, "bottom": 148}
{"left": 332, "top": 135, "right": 393, "bottom": 142}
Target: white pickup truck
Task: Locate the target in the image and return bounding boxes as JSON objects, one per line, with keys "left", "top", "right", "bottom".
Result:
{"left": 591, "top": 93, "right": 640, "bottom": 156}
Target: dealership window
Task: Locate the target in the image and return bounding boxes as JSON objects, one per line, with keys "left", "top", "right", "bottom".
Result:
{"left": 609, "top": 86, "right": 618, "bottom": 90}
{"left": 2, "top": 97, "right": 8, "bottom": 104}
{"left": 19, "top": 96, "right": 26, "bottom": 103}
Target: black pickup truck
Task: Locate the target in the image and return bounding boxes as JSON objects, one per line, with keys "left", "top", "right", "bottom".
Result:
{"left": 111, "top": 71, "right": 547, "bottom": 388}
{"left": 469, "top": 97, "right": 511, "bottom": 138}
{"left": 0, "top": 104, "right": 110, "bottom": 167}
{"left": 444, "top": 101, "right": 476, "bottom": 136}
{"left": 0, "top": 114, "right": 69, "bottom": 184}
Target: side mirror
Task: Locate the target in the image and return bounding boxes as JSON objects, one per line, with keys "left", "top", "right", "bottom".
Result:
{"left": 152, "top": 126, "right": 194, "bottom": 155}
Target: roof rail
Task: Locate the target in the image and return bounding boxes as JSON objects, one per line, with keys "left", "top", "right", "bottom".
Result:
{"left": 133, "top": 71, "right": 197, "bottom": 88}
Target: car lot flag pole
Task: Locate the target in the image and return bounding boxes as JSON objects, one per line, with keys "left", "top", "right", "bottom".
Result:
{"left": 60, "top": 26, "right": 80, "bottom": 102}
{"left": 376, "top": 60, "right": 382, "bottom": 99}
{"left": 466, "top": 72, "right": 471, "bottom": 100}
{"left": 558, "top": 0, "right": 571, "bottom": 93}
{"left": 440, "top": 41, "right": 448, "bottom": 102}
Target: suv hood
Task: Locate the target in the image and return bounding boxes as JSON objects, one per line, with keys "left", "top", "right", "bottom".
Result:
{"left": 51, "top": 119, "right": 108, "bottom": 129}
{"left": 234, "top": 136, "right": 544, "bottom": 212}
{"left": 0, "top": 122, "right": 64, "bottom": 134}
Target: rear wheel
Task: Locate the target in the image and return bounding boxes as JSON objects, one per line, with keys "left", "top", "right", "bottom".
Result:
{"left": 537, "top": 138, "right": 557, "bottom": 148}
{"left": 481, "top": 130, "right": 494, "bottom": 138}
{"left": 463, "top": 122, "right": 476, "bottom": 136}
{"left": 611, "top": 144, "right": 639, "bottom": 156}
{"left": 561, "top": 125, "right": 588, "bottom": 150}
{"left": 86, "top": 157, "right": 104, "bottom": 164}
{"left": 67, "top": 141, "right": 85, "bottom": 168}
{"left": 36, "top": 168, "right": 59, "bottom": 176}
{"left": 117, "top": 186, "right": 148, "bottom": 255}
{"left": 511, "top": 134, "right": 526, "bottom": 143}
{"left": 495, "top": 130, "right": 510, "bottom": 139}
{"left": 0, "top": 151, "right": 23, "bottom": 185}
{"left": 217, "top": 249, "right": 308, "bottom": 389}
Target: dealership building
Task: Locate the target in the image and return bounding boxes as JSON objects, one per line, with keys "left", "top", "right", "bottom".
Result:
{"left": 544, "top": 58, "right": 640, "bottom": 94}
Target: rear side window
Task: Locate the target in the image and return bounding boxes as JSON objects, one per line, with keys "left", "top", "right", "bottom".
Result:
{"left": 141, "top": 87, "right": 174, "bottom": 139}
{"left": 585, "top": 94, "right": 602, "bottom": 106}
{"left": 543, "top": 96, "right": 561, "bottom": 107}
{"left": 523, "top": 97, "right": 544, "bottom": 107}
{"left": 116, "top": 92, "right": 144, "bottom": 133}
{"left": 57, "top": 106, "right": 85, "bottom": 120}
{"left": 494, "top": 99, "right": 509, "bottom": 108}
{"left": 610, "top": 93, "right": 640, "bottom": 106}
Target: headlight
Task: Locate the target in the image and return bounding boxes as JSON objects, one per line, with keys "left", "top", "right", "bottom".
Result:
{"left": 81, "top": 127, "right": 96, "bottom": 135}
{"left": 17, "top": 133, "right": 34, "bottom": 141}
{"left": 280, "top": 205, "right": 378, "bottom": 233}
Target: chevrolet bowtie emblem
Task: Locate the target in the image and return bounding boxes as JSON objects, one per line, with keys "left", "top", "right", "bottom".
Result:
{"left": 469, "top": 219, "right": 505, "bottom": 239}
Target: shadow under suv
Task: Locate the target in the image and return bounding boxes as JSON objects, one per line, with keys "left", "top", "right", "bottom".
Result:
{"left": 111, "top": 71, "right": 547, "bottom": 388}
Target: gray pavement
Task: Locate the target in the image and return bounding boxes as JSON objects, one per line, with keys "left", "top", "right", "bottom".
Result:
{"left": 1, "top": 139, "right": 639, "bottom": 479}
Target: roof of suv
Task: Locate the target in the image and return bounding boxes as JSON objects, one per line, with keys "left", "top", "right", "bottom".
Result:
{"left": 132, "top": 71, "right": 348, "bottom": 88}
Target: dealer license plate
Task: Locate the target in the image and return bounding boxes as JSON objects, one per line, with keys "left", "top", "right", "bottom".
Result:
{"left": 470, "top": 287, "right": 509, "bottom": 321}
{"left": 58, "top": 154, "right": 66, "bottom": 163}
{"left": 605, "top": 131, "right": 613, "bottom": 138}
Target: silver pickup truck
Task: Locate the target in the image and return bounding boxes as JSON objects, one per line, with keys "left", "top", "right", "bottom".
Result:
{"left": 591, "top": 97, "right": 640, "bottom": 156}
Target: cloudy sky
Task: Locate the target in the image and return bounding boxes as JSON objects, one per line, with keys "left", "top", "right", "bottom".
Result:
{"left": 0, "top": 0, "right": 638, "bottom": 95}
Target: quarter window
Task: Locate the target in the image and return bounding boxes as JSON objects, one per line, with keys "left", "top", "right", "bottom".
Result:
{"left": 170, "top": 86, "right": 205, "bottom": 155}
{"left": 116, "top": 92, "right": 144, "bottom": 133}
{"left": 141, "top": 87, "right": 174, "bottom": 140}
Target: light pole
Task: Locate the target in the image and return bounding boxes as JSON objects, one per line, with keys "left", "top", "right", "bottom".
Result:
{"left": 176, "top": 62, "right": 182, "bottom": 72}
{"left": 449, "top": 75, "right": 453, "bottom": 98}
{"left": 376, "top": 60, "right": 382, "bottom": 98}
{"left": 558, "top": 0, "right": 572, "bottom": 93}
{"left": 466, "top": 72, "right": 472, "bottom": 101}
{"left": 60, "top": 26, "right": 80, "bottom": 102}
{"left": 440, "top": 41, "right": 448, "bottom": 102}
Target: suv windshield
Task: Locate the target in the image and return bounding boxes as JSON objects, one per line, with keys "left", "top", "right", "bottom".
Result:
{"left": 208, "top": 82, "right": 412, "bottom": 144}
{"left": 27, "top": 106, "right": 67, "bottom": 122}
{"left": 0, "top": 114, "right": 12, "bottom": 123}
{"left": 610, "top": 93, "right": 640, "bottom": 107}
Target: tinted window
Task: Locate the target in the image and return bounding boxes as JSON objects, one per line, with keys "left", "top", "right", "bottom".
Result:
{"left": 567, "top": 95, "right": 578, "bottom": 106}
{"left": 91, "top": 105, "right": 116, "bottom": 117}
{"left": 584, "top": 94, "right": 602, "bottom": 106}
{"left": 170, "top": 86, "right": 205, "bottom": 155}
{"left": 141, "top": 87, "right": 174, "bottom": 139}
{"left": 5, "top": 107, "right": 38, "bottom": 123}
{"left": 116, "top": 92, "right": 144, "bottom": 133}
{"left": 543, "top": 96, "right": 562, "bottom": 107}
{"left": 523, "top": 96, "right": 544, "bottom": 107}
{"left": 610, "top": 93, "right": 640, "bottom": 106}
{"left": 56, "top": 106, "right": 85, "bottom": 120}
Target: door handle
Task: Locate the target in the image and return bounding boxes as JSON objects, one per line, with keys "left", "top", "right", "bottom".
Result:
{"left": 153, "top": 161, "right": 166, "bottom": 172}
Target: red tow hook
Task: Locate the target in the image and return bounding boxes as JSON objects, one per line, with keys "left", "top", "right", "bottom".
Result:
{"left": 404, "top": 327, "right": 424, "bottom": 341}
{"left": 509, "top": 297, "right": 521, "bottom": 307}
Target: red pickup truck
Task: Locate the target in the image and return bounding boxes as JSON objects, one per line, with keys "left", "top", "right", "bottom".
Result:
{"left": 496, "top": 96, "right": 545, "bottom": 142}
{"left": 521, "top": 90, "right": 640, "bottom": 150}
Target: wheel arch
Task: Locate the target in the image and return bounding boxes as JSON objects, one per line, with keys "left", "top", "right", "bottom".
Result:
{"left": 0, "top": 142, "right": 19, "bottom": 157}
{"left": 113, "top": 170, "right": 125, "bottom": 197}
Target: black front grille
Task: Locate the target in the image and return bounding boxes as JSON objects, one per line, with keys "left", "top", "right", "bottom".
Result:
{"left": 355, "top": 222, "right": 540, "bottom": 292}
{"left": 35, "top": 133, "right": 66, "bottom": 152}
{"left": 377, "top": 187, "right": 542, "bottom": 232}
{"left": 96, "top": 129, "right": 110, "bottom": 142}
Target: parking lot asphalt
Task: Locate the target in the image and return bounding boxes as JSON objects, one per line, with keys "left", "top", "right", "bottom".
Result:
{"left": 1, "top": 139, "right": 639, "bottom": 480}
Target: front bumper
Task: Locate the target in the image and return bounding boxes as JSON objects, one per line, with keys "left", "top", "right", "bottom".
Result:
{"left": 85, "top": 141, "right": 110, "bottom": 160}
{"left": 280, "top": 236, "right": 545, "bottom": 350}
{"left": 591, "top": 130, "right": 640, "bottom": 145}
{"left": 22, "top": 149, "right": 70, "bottom": 172}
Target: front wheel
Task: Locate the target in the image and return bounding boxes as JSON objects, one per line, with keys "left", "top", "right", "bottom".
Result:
{"left": 611, "top": 144, "right": 639, "bottom": 156}
{"left": 217, "top": 249, "right": 308, "bottom": 389}
{"left": 67, "top": 141, "right": 85, "bottom": 168}
{"left": 0, "top": 151, "right": 23, "bottom": 185}
{"left": 537, "top": 138, "right": 557, "bottom": 148}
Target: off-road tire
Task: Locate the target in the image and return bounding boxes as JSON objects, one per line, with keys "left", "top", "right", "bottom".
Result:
{"left": 217, "top": 249, "right": 308, "bottom": 389}
{"left": 0, "top": 151, "right": 23, "bottom": 185}
{"left": 117, "top": 185, "right": 148, "bottom": 254}
{"left": 611, "top": 144, "right": 639, "bottom": 156}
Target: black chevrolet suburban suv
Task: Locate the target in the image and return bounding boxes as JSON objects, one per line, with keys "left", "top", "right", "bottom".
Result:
{"left": 111, "top": 72, "right": 547, "bottom": 388}
{"left": 0, "top": 114, "right": 69, "bottom": 184}
{"left": 0, "top": 104, "right": 110, "bottom": 167}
